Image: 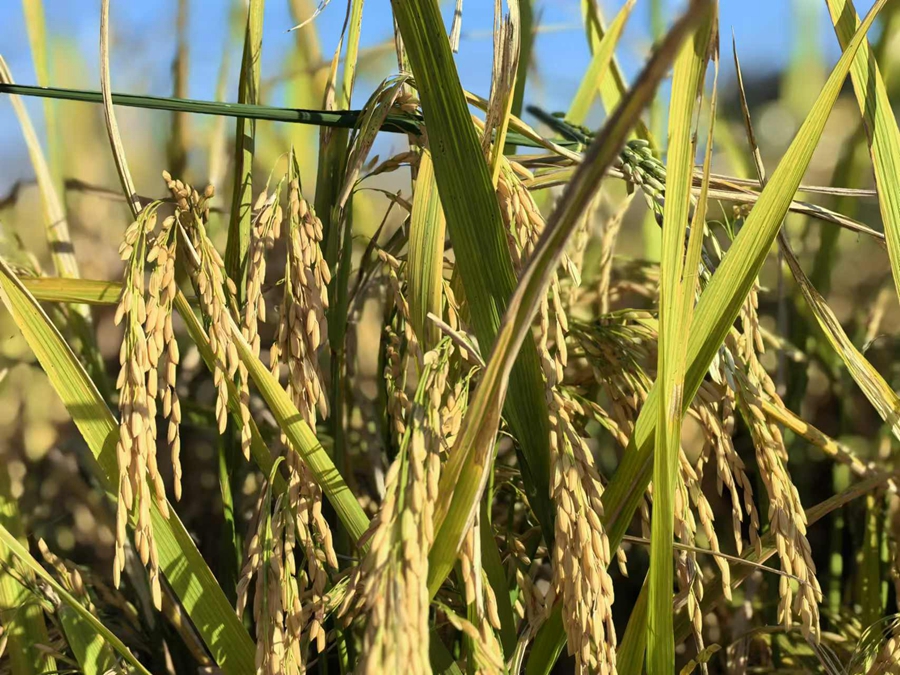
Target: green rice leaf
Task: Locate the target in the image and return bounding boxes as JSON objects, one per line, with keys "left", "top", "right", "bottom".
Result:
{"left": 408, "top": 149, "right": 446, "bottom": 350}
{"left": 21, "top": 278, "right": 121, "bottom": 305}
{"left": 779, "top": 240, "right": 900, "bottom": 440}
{"left": 56, "top": 604, "right": 118, "bottom": 675}
{"left": 648, "top": 7, "right": 715, "bottom": 671}
{"left": 0, "top": 58, "right": 78, "bottom": 279}
{"left": 225, "top": 0, "right": 265, "bottom": 300}
{"left": 580, "top": 0, "right": 653, "bottom": 142}
{"left": 567, "top": 0, "right": 636, "bottom": 127}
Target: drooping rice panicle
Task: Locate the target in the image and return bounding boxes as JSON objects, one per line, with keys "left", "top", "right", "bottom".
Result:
{"left": 694, "top": 384, "right": 760, "bottom": 557}
{"left": 113, "top": 201, "right": 165, "bottom": 608}
{"left": 270, "top": 160, "right": 329, "bottom": 428}
{"left": 268, "top": 156, "right": 336, "bottom": 655}
{"left": 38, "top": 539, "right": 95, "bottom": 611}
{"left": 236, "top": 465, "right": 306, "bottom": 675}
{"left": 144, "top": 214, "right": 182, "bottom": 499}
{"left": 496, "top": 160, "right": 618, "bottom": 672}
{"left": 163, "top": 172, "right": 246, "bottom": 454}
{"left": 728, "top": 330, "right": 823, "bottom": 642}
{"left": 458, "top": 514, "right": 505, "bottom": 674}
{"left": 867, "top": 626, "right": 900, "bottom": 675}
{"left": 244, "top": 182, "right": 283, "bottom": 361}
{"left": 339, "top": 342, "right": 450, "bottom": 675}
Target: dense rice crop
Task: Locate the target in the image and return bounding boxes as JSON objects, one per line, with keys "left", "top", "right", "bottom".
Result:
{"left": 1, "top": 0, "right": 900, "bottom": 673}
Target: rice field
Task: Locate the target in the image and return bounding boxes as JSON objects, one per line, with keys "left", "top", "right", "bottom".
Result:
{"left": 1, "top": 0, "right": 900, "bottom": 673}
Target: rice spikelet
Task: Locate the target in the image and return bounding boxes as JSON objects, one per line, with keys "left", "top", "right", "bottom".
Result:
{"left": 237, "top": 469, "right": 305, "bottom": 675}
{"left": 339, "top": 343, "right": 450, "bottom": 675}
{"left": 497, "top": 161, "right": 617, "bottom": 672}
{"left": 164, "top": 172, "right": 247, "bottom": 456}
{"left": 113, "top": 202, "right": 165, "bottom": 609}
{"left": 144, "top": 214, "right": 182, "bottom": 499}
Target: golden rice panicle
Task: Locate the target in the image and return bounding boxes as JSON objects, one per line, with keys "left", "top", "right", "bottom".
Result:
{"left": 457, "top": 516, "right": 504, "bottom": 675}
{"left": 266, "top": 167, "right": 336, "bottom": 655}
{"left": 242, "top": 183, "right": 282, "bottom": 459}
{"left": 236, "top": 478, "right": 305, "bottom": 675}
{"left": 339, "top": 344, "right": 450, "bottom": 675}
{"left": 512, "top": 157, "right": 616, "bottom": 671}
{"left": 270, "top": 171, "right": 329, "bottom": 428}
{"left": 38, "top": 539, "right": 95, "bottom": 611}
{"left": 729, "top": 333, "right": 823, "bottom": 642}
{"left": 381, "top": 249, "right": 421, "bottom": 364}
{"left": 868, "top": 624, "right": 900, "bottom": 675}
{"left": 676, "top": 427, "right": 732, "bottom": 603}
{"left": 546, "top": 395, "right": 617, "bottom": 674}
{"left": 164, "top": 173, "right": 246, "bottom": 454}
{"left": 145, "top": 214, "right": 182, "bottom": 500}
{"left": 383, "top": 322, "right": 409, "bottom": 439}
{"left": 114, "top": 203, "right": 165, "bottom": 609}
{"left": 496, "top": 160, "right": 541, "bottom": 273}
{"left": 695, "top": 384, "right": 761, "bottom": 557}
{"left": 379, "top": 250, "right": 421, "bottom": 442}
{"left": 285, "top": 452, "right": 335, "bottom": 656}
{"left": 244, "top": 185, "right": 282, "bottom": 360}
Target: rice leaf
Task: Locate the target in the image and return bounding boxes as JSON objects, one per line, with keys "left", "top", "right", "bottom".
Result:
{"left": 825, "top": 0, "right": 900, "bottom": 348}
{"left": 0, "top": 259, "right": 257, "bottom": 675}
{"left": 20, "top": 0, "right": 61, "bottom": 196}
{"left": 648, "top": 7, "right": 715, "bottom": 671}
{"left": 426, "top": 0, "right": 711, "bottom": 598}
{"left": 408, "top": 149, "right": 446, "bottom": 350}
{"left": 779, "top": 239, "right": 900, "bottom": 440}
{"left": 391, "top": 0, "right": 556, "bottom": 543}
{"left": 56, "top": 604, "right": 118, "bottom": 675}
{"left": 567, "top": 0, "right": 636, "bottom": 127}
{"left": 508, "top": 0, "right": 533, "bottom": 123}
{"left": 21, "top": 278, "right": 121, "bottom": 305}
{"left": 0, "top": 57, "right": 78, "bottom": 279}
{"left": 580, "top": 0, "right": 652, "bottom": 142}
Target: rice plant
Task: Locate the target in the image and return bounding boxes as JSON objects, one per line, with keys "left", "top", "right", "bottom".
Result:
{"left": 1, "top": 0, "right": 900, "bottom": 673}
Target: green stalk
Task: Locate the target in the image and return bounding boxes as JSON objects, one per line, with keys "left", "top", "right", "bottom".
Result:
{"left": 647, "top": 8, "right": 714, "bottom": 671}
{"left": 319, "top": 0, "right": 364, "bottom": 561}
{"left": 225, "top": 0, "right": 265, "bottom": 300}
{"left": 0, "top": 82, "right": 579, "bottom": 149}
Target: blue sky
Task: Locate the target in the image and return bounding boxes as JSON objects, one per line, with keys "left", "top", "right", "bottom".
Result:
{"left": 0, "top": 0, "right": 883, "bottom": 191}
